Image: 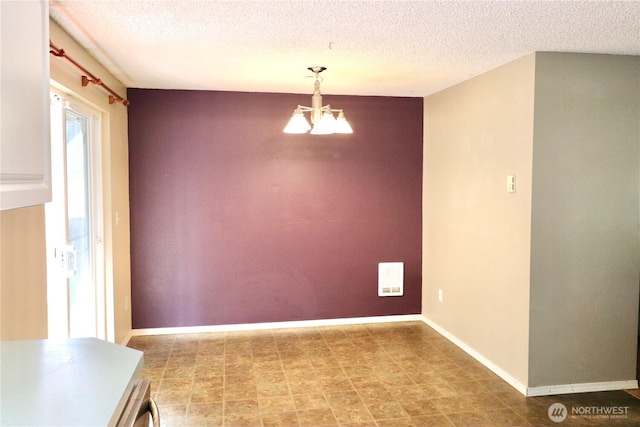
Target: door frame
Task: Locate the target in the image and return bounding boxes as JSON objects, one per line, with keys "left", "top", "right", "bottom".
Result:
{"left": 46, "top": 88, "right": 108, "bottom": 340}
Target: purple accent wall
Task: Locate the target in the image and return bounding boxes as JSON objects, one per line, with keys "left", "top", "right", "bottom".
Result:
{"left": 128, "top": 89, "right": 422, "bottom": 329}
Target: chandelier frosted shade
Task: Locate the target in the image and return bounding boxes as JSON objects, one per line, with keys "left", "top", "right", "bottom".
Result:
{"left": 283, "top": 67, "right": 353, "bottom": 135}
{"left": 282, "top": 107, "right": 311, "bottom": 133}
{"left": 334, "top": 111, "right": 353, "bottom": 134}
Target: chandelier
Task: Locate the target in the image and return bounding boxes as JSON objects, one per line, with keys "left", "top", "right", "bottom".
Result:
{"left": 283, "top": 66, "right": 353, "bottom": 135}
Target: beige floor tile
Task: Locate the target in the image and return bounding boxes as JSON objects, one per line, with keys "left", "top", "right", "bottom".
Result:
{"left": 431, "top": 395, "right": 477, "bottom": 415}
{"left": 163, "top": 365, "right": 195, "bottom": 378}
{"left": 224, "top": 398, "right": 260, "bottom": 415}
{"left": 224, "top": 382, "right": 258, "bottom": 400}
{"left": 421, "top": 381, "right": 459, "bottom": 398}
{"left": 365, "top": 398, "right": 410, "bottom": 420}
{"left": 331, "top": 407, "right": 374, "bottom": 424}
{"left": 190, "top": 384, "right": 223, "bottom": 403}
{"left": 261, "top": 410, "right": 300, "bottom": 427}
{"left": 411, "top": 414, "right": 455, "bottom": 426}
{"left": 223, "top": 413, "right": 261, "bottom": 427}
{"left": 256, "top": 381, "right": 291, "bottom": 398}
{"left": 400, "top": 397, "right": 442, "bottom": 417}
{"left": 154, "top": 388, "right": 192, "bottom": 406}
{"left": 287, "top": 378, "right": 323, "bottom": 395}
{"left": 296, "top": 408, "right": 337, "bottom": 426}
{"left": 259, "top": 395, "right": 296, "bottom": 413}
{"left": 375, "top": 417, "right": 416, "bottom": 427}
{"left": 292, "top": 393, "right": 330, "bottom": 410}
{"left": 186, "top": 401, "right": 223, "bottom": 420}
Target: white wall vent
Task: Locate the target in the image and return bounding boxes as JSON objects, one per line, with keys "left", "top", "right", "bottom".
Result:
{"left": 378, "top": 262, "right": 403, "bottom": 296}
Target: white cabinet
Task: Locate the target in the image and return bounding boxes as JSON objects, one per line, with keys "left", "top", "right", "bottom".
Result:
{"left": 0, "top": 0, "right": 51, "bottom": 210}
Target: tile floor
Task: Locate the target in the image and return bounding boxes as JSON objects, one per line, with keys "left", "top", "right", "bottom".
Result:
{"left": 127, "top": 321, "right": 640, "bottom": 426}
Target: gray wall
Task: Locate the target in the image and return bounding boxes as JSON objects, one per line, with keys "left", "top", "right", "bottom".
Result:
{"left": 529, "top": 53, "right": 640, "bottom": 386}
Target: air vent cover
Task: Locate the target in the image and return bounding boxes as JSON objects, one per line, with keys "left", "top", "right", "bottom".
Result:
{"left": 378, "top": 262, "right": 403, "bottom": 297}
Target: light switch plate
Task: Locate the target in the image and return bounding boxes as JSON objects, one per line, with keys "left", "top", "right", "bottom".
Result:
{"left": 507, "top": 175, "right": 516, "bottom": 193}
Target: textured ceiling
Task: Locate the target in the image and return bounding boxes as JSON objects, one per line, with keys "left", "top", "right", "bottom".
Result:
{"left": 50, "top": 1, "right": 640, "bottom": 97}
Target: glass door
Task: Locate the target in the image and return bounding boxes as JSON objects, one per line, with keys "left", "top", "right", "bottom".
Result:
{"left": 65, "top": 108, "right": 95, "bottom": 337}
{"left": 46, "top": 92, "right": 104, "bottom": 339}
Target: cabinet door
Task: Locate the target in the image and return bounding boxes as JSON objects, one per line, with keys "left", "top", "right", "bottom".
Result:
{"left": 117, "top": 380, "right": 160, "bottom": 427}
{"left": 0, "top": 0, "right": 51, "bottom": 210}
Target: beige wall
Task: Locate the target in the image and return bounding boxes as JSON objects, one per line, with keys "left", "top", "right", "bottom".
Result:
{"left": 0, "top": 20, "right": 132, "bottom": 343}
{"left": 529, "top": 53, "right": 640, "bottom": 386}
{"left": 423, "top": 54, "right": 536, "bottom": 387}
{"left": 0, "top": 206, "right": 48, "bottom": 340}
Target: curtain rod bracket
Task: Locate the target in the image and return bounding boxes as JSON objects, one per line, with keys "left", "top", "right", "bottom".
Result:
{"left": 50, "top": 47, "right": 65, "bottom": 57}
{"left": 82, "top": 75, "right": 102, "bottom": 87}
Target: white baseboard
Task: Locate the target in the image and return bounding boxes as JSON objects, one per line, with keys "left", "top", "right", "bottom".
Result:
{"left": 527, "top": 380, "right": 638, "bottom": 397}
{"left": 420, "top": 315, "right": 529, "bottom": 395}
{"left": 420, "top": 315, "right": 639, "bottom": 397}
{"left": 120, "top": 331, "right": 134, "bottom": 346}
{"left": 128, "top": 314, "right": 424, "bottom": 341}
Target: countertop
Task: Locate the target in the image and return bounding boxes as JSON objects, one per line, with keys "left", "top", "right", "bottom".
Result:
{"left": 0, "top": 338, "right": 143, "bottom": 426}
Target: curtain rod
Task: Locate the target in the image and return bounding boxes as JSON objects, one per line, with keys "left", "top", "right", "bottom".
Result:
{"left": 49, "top": 40, "right": 129, "bottom": 106}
